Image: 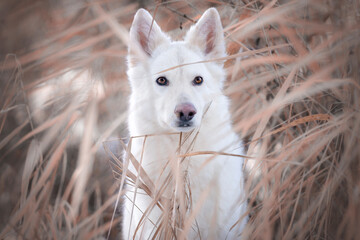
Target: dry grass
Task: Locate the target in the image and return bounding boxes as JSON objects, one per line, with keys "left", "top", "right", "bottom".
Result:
{"left": 0, "top": 0, "right": 359, "bottom": 239}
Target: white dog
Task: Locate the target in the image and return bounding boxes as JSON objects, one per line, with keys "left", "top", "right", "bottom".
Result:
{"left": 122, "top": 8, "right": 247, "bottom": 240}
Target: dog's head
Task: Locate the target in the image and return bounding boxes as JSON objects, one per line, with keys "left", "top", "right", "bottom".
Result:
{"left": 128, "top": 8, "right": 226, "bottom": 133}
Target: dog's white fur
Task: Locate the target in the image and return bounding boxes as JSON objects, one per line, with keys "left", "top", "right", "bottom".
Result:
{"left": 123, "top": 8, "right": 247, "bottom": 239}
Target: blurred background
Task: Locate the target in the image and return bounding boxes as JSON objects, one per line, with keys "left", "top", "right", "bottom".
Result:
{"left": 0, "top": 0, "right": 359, "bottom": 239}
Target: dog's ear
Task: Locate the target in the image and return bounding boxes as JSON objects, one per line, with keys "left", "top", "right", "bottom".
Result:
{"left": 185, "top": 8, "right": 226, "bottom": 61}
{"left": 129, "top": 9, "right": 170, "bottom": 60}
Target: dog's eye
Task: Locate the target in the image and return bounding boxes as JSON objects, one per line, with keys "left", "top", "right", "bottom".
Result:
{"left": 156, "top": 76, "right": 169, "bottom": 86}
{"left": 193, "top": 76, "right": 203, "bottom": 85}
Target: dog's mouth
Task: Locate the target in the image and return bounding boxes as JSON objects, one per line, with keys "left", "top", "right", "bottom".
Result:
{"left": 175, "top": 121, "right": 195, "bottom": 132}
{"left": 178, "top": 122, "right": 192, "bottom": 127}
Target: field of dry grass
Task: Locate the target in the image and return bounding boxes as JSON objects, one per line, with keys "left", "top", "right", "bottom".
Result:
{"left": 0, "top": 0, "right": 359, "bottom": 239}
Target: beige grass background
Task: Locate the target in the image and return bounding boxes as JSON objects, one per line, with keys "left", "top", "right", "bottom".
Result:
{"left": 0, "top": 0, "right": 359, "bottom": 239}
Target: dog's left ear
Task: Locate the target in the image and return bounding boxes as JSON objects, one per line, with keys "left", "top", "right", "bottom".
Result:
{"left": 185, "top": 8, "right": 226, "bottom": 61}
{"left": 128, "top": 9, "right": 171, "bottom": 67}
{"left": 129, "top": 9, "right": 170, "bottom": 58}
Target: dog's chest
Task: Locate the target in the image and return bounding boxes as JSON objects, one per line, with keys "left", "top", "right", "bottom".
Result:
{"left": 129, "top": 132, "right": 218, "bottom": 180}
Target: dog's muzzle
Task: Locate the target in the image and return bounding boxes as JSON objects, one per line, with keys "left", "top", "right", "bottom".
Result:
{"left": 174, "top": 103, "right": 197, "bottom": 128}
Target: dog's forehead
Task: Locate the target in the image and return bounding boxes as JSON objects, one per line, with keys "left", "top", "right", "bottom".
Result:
{"left": 151, "top": 43, "right": 204, "bottom": 76}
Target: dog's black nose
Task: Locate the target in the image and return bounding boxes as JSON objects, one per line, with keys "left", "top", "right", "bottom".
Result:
{"left": 175, "top": 103, "right": 197, "bottom": 122}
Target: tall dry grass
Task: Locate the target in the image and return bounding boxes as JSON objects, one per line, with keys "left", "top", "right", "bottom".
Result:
{"left": 0, "top": 0, "right": 359, "bottom": 239}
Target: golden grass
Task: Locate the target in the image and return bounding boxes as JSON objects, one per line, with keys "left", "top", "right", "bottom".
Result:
{"left": 0, "top": 0, "right": 359, "bottom": 239}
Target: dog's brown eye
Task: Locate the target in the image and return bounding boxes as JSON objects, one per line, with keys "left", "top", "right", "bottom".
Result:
{"left": 193, "top": 76, "right": 203, "bottom": 85}
{"left": 156, "top": 76, "right": 169, "bottom": 86}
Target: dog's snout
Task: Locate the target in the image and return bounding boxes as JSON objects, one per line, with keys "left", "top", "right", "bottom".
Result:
{"left": 175, "top": 103, "right": 197, "bottom": 122}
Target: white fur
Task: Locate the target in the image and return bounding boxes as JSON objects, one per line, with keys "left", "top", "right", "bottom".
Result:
{"left": 123, "top": 8, "right": 247, "bottom": 239}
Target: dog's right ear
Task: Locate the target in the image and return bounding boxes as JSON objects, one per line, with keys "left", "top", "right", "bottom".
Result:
{"left": 129, "top": 9, "right": 170, "bottom": 63}
{"left": 185, "top": 8, "right": 226, "bottom": 61}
